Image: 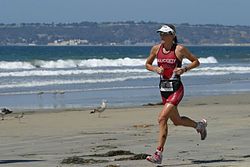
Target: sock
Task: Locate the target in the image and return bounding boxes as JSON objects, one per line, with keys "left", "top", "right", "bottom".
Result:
{"left": 157, "top": 146, "right": 163, "bottom": 152}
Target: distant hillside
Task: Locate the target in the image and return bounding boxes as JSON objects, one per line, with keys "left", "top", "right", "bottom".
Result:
{"left": 0, "top": 21, "right": 250, "bottom": 45}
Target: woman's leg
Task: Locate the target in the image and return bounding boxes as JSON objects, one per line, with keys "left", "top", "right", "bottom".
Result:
{"left": 146, "top": 102, "right": 176, "bottom": 164}
{"left": 170, "top": 106, "right": 197, "bottom": 128}
{"left": 170, "top": 106, "right": 207, "bottom": 140}
{"left": 157, "top": 103, "right": 176, "bottom": 150}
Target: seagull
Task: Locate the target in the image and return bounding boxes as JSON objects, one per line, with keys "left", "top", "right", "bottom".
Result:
{"left": 15, "top": 112, "right": 24, "bottom": 122}
{"left": 90, "top": 100, "right": 107, "bottom": 117}
{"left": 0, "top": 108, "right": 13, "bottom": 120}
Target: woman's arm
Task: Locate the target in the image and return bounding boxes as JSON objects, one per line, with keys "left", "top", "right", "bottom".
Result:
{"left": 145, "top": 45, "right": 163, "bottom": 74}
{"left": 174, "top": 45, "right": 200, "bottom": 75}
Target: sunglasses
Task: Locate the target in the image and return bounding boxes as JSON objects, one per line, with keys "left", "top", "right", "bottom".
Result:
{"left": 159, "top": 32, "right": 174, "bottom": 36}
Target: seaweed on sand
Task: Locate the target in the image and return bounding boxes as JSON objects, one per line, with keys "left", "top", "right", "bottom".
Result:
{"left": 115, "top": 153, "right": 150, "bottom": 161}
{"left": 61, "top": 156, "right": 108, "bottom": 164}
{"left": 61, "top": 150, "right": 149, "bottom": 165}
{"left": 87, "top": 150, "right": 134, "bottom": 157}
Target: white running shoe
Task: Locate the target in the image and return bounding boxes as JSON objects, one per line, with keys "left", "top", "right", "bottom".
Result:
{"left": 146, "top": 149, "right": 163, "bottom": 164}
{"left": 196, "top": 119, "right": 207, "bottom": 140}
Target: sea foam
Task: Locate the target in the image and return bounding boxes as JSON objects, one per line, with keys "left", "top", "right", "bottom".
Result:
{"left": 0, "top": 68, "right": 148, "bottom": 77}
{"left": 0, "top": 57, "right": 217, "bottom": 70}
{"left": 0, "top": 75, "right": 156, "bottom": 89}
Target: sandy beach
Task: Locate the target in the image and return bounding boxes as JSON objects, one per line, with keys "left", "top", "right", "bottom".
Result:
{"left": 0, "top": 93, "right": 250, "bottom": 167}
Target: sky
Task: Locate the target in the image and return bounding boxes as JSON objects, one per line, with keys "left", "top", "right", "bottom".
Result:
{"left": 1, "top": 0, "right": 250, "bottom": 26}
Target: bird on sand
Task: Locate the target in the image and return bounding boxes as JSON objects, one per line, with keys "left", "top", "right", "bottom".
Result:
{"left": 0, "top": 108, "right": 13, "bottom": 120}
{"left": 15, "top": 112, "right": 24, "bottom": 122}
{"left": 90, "top": 100, "right": 107, "bottom": 117}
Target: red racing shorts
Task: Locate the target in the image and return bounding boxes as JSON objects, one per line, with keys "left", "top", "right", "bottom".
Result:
{"left": 159, "top": 80, "right": 184, "bottom": 106}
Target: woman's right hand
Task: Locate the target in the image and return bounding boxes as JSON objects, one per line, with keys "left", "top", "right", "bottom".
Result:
{"left": 154, "top": 66, "right": 164, "bottom": 74}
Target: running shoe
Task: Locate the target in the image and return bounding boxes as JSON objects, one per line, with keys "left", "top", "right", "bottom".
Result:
{"left": 146, "top": 149, "right": 162, "bottom": 164}
{"left": 196, "top": 119, "right": 207, "bottom": 140}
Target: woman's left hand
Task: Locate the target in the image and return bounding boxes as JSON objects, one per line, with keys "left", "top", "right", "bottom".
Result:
{"left": 174, "top": 67, "right": 185, "bottom": 75}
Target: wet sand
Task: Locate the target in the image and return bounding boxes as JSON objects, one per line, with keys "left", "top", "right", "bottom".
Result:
{"left": 0, "top": 93, "right": 250, "bottom": 167}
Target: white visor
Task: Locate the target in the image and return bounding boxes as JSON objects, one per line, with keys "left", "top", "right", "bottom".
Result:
{"left": 157, "top": 25, "right": 175, "bottom": 35}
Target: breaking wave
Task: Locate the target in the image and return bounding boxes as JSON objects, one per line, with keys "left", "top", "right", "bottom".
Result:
{"left": 0, "top": 57, "right": 217, "bottom": 70}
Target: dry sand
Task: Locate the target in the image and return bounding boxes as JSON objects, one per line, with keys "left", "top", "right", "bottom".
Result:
{"left": 0, "top": 93, "right": 250, "bottom": 167}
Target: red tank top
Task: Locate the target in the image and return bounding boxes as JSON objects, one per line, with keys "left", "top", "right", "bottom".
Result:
{"left": 157, "top": 44, "right": 182, "bottom": 80}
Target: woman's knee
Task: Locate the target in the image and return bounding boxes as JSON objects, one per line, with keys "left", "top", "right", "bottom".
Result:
{"left": 158, "top": 115, "right": 167, "bottom": 123}
{"left": 158, "top": 103, "right": 175, "bottom": 123}
{"left": 158, "top": 113, "right": 171, "bottom": 123}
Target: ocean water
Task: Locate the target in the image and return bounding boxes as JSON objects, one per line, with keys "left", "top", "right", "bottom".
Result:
{"left": 0, "top": 46, "right": 250, "bottom": 110}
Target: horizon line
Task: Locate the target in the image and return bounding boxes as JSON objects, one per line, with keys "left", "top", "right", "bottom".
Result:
{"left": 0, "top": 21, "right": 249, "bottom": 27}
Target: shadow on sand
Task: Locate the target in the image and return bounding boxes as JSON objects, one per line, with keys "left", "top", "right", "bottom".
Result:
{"left": 191, "top": 159, "right": 242, "bottom": 164}
{"left": 0, "top": 159, "right": 44, "bottom": 164}
{"left": 158, "top": 158, "right": 243, "bottom": 167}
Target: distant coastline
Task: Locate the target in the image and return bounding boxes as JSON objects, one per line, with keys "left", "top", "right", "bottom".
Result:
{"left": 1, "top": 22, "right": 250, "bottom": 46}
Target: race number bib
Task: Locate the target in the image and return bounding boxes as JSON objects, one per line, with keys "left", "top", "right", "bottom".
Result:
{"left": 160, "top": 80, "right": 174, "bottom": 92}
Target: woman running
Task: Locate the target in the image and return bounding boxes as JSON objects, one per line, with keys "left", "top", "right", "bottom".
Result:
{"left": 145, "top": 24, "right": 207, "bottom": 164}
